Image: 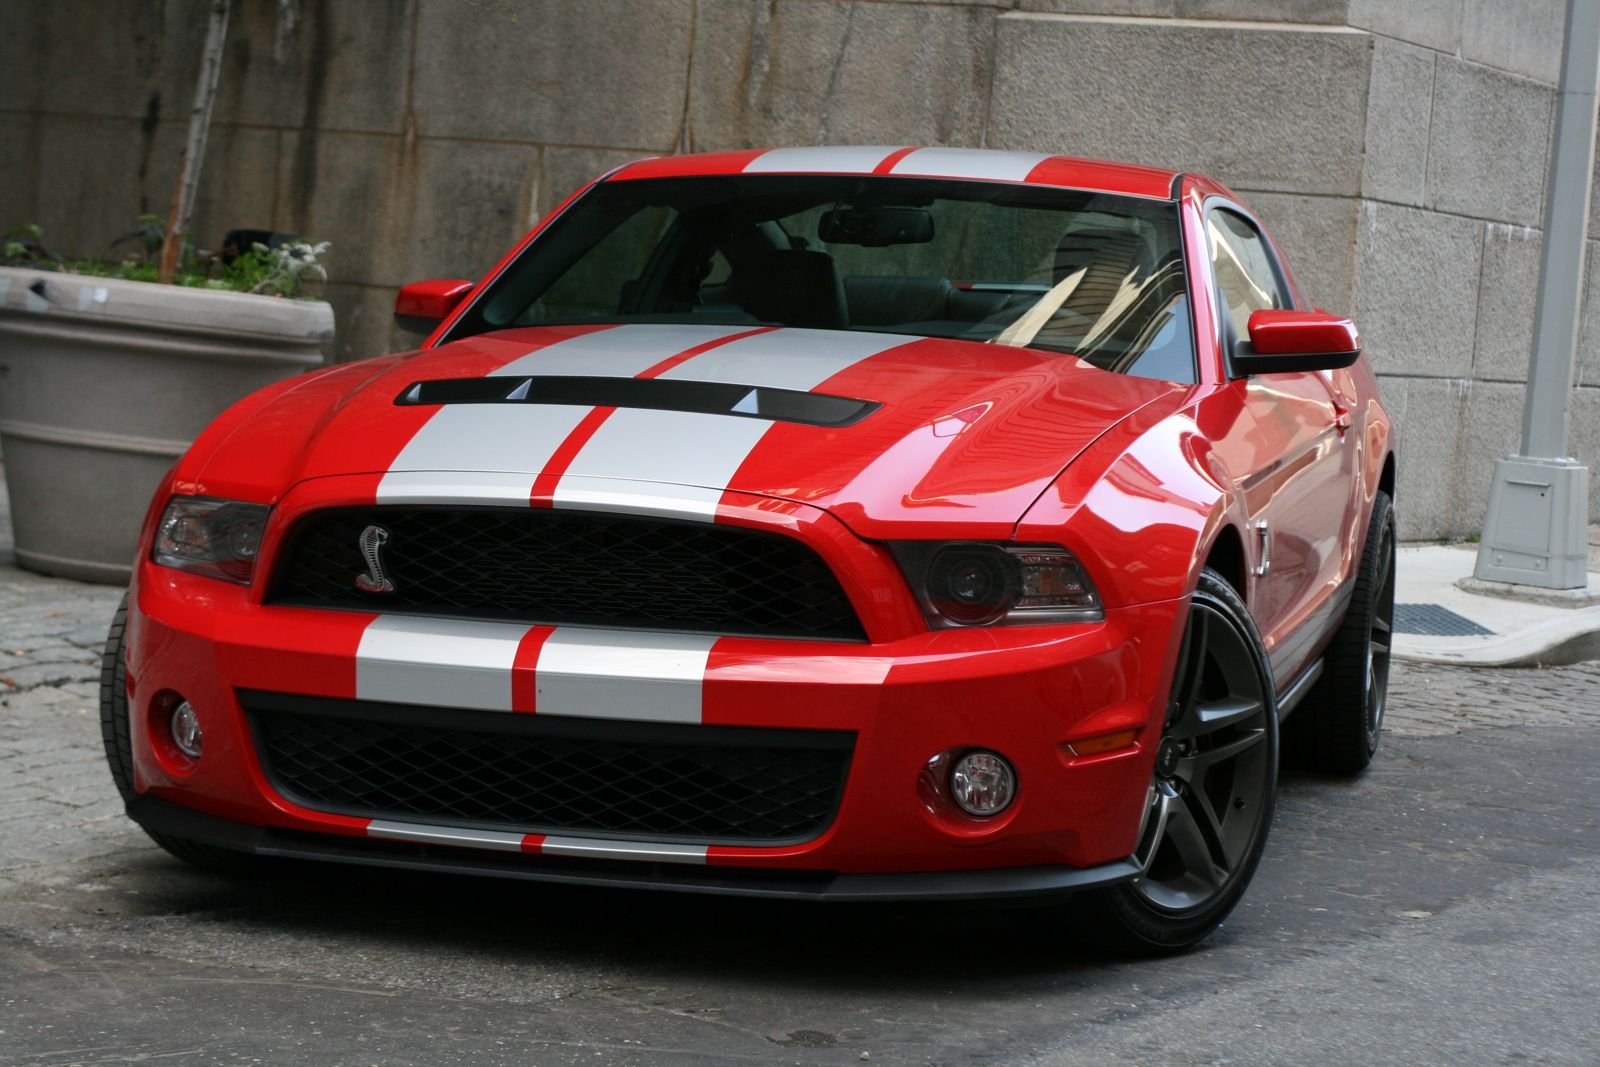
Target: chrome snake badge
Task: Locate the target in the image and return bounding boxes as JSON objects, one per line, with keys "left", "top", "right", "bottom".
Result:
{"left": 355, "top": 525, "right": 395, "bottom": 593}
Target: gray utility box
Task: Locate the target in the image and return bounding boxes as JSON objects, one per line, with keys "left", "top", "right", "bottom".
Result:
{"left": 1474, "top": 455, "right": 1592, "bottom": 589}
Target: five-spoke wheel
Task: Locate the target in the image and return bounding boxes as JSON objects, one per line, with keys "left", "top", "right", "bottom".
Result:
{"left": 1089, "top": 568, "right": 1278, "bottom": 951}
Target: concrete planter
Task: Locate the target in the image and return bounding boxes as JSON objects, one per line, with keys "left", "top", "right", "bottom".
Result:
{"left": 0, "top": 267, "right": 331, "bottom": 583}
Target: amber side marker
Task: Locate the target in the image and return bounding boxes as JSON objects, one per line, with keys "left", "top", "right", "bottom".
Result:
{"left": 1066, "top": 729, "right": 1140, "bottom": 758}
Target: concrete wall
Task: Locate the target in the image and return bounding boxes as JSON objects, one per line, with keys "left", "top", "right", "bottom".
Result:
{"left": 2, "top": 0, "right": 1594, "bottom": 539}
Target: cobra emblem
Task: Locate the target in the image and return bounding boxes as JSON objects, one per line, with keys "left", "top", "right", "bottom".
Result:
{"left": 355, "top": 525, "right": 395, "bottom": 593}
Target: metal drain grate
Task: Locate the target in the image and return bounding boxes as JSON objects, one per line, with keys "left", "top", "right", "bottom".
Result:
{"left": 1393, "top": 603, "right": 1494, "bottom": 637}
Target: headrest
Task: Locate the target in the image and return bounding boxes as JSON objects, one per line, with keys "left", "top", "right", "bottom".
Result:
{"left": 733, "top": 250, "right": 849, "bottom": 330}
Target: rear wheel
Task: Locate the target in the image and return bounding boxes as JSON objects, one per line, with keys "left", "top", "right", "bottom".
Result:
{"left": 1286, "top": 490, "right": 1396, "bottom": 774}
{"left": 99, "top": 592, "right": 269, "bottom": 875}
{"left": 1086, "top": 569, "right": 1278, "bottom": 953}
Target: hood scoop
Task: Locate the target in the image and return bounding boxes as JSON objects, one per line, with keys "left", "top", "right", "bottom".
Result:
{"left": 396, "top": 375, "right": 880, "bottom": 428}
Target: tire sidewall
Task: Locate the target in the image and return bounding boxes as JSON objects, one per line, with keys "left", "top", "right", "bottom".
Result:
{"left": 1358, "top": 493, "right": 1397, "bottom": 754}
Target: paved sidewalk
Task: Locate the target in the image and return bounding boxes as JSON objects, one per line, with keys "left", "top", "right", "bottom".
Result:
{"left": 1394, "top": 542, "right": 1600, "bottom": 667}
{"left": 0, "top": 472, "right": 124, "bottom": 692}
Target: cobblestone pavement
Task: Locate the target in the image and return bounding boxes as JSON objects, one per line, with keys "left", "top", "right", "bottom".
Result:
{"left": 2, "top": 477, "right": 1598, "bottom": 1065}
{"left": 1387, "top": 658, "right": 1600, "bottom": 735}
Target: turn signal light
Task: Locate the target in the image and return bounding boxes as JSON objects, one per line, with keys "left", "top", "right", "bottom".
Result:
{"left": 1067, "top": 729, "right": 1140, "bottom": 757}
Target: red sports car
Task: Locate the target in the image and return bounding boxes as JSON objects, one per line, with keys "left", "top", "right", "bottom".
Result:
{"left": 102, "top": 146, "right": 1395, "bottom": 951}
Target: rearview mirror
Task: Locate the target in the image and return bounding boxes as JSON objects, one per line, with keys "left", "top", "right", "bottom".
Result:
{"left": 1234, "top": 309, "right": 1361, "bottom": 374}
{"left": 818, "top": 206, "right": 934, "bottom": 247}
{"left": 394, "top": 278, "right": 474, "bottom": 335}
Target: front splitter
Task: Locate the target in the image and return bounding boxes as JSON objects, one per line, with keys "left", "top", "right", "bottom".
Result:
{"left": 127, "top": 795, "right": 1142, "bottom": 903}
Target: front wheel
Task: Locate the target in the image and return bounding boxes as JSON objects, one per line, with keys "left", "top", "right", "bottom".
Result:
{"left": 1085, "top": 568, "right": 1279, "bottom": 953}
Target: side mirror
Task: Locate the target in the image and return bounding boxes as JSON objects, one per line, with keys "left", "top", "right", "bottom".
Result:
{"left": 1233, "top": 309, "right": 1361, "bottom": 374}
{"left": 394, "top": 278, "right": 474, "bottom": 336}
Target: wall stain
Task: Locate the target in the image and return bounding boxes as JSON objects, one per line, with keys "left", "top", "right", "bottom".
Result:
{"left": 136, "top": 91, "right": 162, "bottom": 208}
{"left": 286, "top": 0, "right": 333, "bottom": 228}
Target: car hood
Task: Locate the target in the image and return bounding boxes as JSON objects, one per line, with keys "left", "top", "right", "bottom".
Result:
{"left": 194, "top": 324, "right": 1182, "bottom": 539}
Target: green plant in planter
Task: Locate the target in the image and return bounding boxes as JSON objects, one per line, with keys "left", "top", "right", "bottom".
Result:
{"left": 2, "top": 219, "right": 330, "bottom": 299}
{"left": 227, "top": 239, "right": 332, "bottom": 298}
{"left": 3, "top": 223, "right": 64, "bottom": 267}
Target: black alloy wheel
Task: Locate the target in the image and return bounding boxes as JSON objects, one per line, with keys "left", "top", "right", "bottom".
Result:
{"left": 1087, "top": 568, "right": 1278, "bottom": 952}
{"left": 1287, "top": 489, "right": 1396, "bottom": 773}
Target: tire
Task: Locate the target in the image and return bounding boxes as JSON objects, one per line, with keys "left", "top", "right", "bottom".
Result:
{"left": 1084, "top": 568, "right": 1279, "bottom": 953}
{"left": 99, "top": 591, "right": 269, "bottom": 876}
{"left": 1286, "top": 490, "right": 1396, "bottom": 774}
{"left": 99, "top": 593, "right": 137, "bottom": 805}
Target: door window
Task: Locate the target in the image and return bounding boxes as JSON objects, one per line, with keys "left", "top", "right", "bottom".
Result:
{"left": 1207, "top": 209, "right": 1288, "bottom": 344}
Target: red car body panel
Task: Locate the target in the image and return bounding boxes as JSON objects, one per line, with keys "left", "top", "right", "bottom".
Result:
{"left": 119, "top": 147, "right": 1394, "bottom": 893}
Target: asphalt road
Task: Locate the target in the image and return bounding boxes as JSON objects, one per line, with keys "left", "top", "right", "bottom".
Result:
{"left": 3, "top": 494, "right": 1598, "bottom": 1064}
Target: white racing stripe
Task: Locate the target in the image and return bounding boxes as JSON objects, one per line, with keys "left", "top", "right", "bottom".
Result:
{"left": 553, "top": 410, "right": 770, "bottom": 520}
{"left": 544, "top": 476, "right": 741, "bottom": 522}
{"left": 489, "top": 323, "right": 754, "bottom": 378}
{"left": 379, "top": 325, "right": 753, "bottom": 494}
{"left": 356, "top": 616, "right": 528, "bottom": 712}
{"left": 365, "top": 821, "right": 710, "bottom": 863}
{"left": 380, "top": 326, "right": 746, "bottom": 489}
{"left": 657, "top": 327, "right": 911, "bottom": 390}
{"left": 375, "top": 470, "right": 552, "bottom": 506}
{"left": 379, "top": 403, "right": 593, "bottom": 485}
{"left": 743, "top": 146, "right": 907, "bottom": 173}
{"left": 367, "top": 820, "right": 528, "bottom": 852}
{"left": 552, "top": 329, "right": 910, "bottom": 519}
{"left": 535, "top": 628, "right": 717, "bottom": 723}
{"left": 888, "top": 147, "right": 1051, "bottom": 182}
{"left": 354, "top": 327, "right": 907, "bottom": 725}
{"left": 355, "top": 618, "right": 720, "bottom": 721}
{"left": 538, "top": 837, "right": 709, "bottom": 864}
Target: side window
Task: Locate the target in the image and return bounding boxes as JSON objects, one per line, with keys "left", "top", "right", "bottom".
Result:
{"left": 1207, "top": 209, "right": 1288, "bottom": 343}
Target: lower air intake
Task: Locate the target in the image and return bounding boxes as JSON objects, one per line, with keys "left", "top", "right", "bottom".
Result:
{"left": 243, "top": 691, "right": 855, "bottom": 845}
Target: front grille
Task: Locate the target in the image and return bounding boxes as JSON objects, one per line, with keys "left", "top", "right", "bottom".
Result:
{"left": 243, "top": 691, "right": 855, "bottom": 845}
{"left": 267, "top": 506, "right": 864, "bottom": 640}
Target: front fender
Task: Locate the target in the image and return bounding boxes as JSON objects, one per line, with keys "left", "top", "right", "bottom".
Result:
{"left": 1014, "top": 396, "right": 1255, "bottom": 611}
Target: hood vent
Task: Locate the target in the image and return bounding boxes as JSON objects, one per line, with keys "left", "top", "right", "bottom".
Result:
{"left": 396, "top": 375, "right": 879, "bottom": 428}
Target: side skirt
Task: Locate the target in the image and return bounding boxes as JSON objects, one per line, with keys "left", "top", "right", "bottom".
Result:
{"left": 1275, "top": 656, "right": 1324, "bottom": 722}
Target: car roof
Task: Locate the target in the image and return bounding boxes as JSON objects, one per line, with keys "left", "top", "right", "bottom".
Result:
{"left": 608, "top": 146, "right": 1181, "bottom": 201}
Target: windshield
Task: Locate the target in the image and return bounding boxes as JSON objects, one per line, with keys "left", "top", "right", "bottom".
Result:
{"left": 449, "top": 174, "right": 1195, "bottom": 383}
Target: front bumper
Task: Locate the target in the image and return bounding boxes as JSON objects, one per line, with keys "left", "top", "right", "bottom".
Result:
{"left": 123, "top": 480, "right": 1188, "bottom": 894}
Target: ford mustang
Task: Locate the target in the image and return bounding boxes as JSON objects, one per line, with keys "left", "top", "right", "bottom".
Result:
{"left": 101, "top": 146, "right": 1395, "bottom": 951}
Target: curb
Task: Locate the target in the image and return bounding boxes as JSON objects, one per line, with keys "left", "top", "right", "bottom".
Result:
{"left": 1394, "top": 606, "right": 1600, "bottom": 667}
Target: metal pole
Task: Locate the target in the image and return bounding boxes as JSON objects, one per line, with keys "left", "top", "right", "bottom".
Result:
{"left": 1474, "top": 0, "right": 1598, "bottom": 591}
{"left": 1523, "top": 0, "right": 1600, "bottom": 458}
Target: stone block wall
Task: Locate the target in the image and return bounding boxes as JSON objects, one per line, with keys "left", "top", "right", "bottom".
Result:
{"left": 2, "top": 0, "right": 1594, "bottom": 538}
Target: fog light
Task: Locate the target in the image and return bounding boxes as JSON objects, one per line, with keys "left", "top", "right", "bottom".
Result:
{"left": 950, "top": 751, "right": 1015, "bottom": 816}
{"left": 169, "top": 701, "right": 203, "bottom": 759}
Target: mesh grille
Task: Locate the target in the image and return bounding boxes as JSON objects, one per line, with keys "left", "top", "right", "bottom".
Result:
{"left": 266, "top": 506, "right": 864, "bottom": 640}
{"left": 245, "top": 693, "right": 854, "bottom": 844}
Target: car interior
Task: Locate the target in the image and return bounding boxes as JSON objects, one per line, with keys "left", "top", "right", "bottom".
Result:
{"left": 465, "top": 175, "right": 1198, "bottom": 383}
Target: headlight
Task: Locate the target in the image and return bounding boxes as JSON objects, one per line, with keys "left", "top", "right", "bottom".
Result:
{"left": 152, "top": 497, "right": 270, "bottom": 584}
{"left": 890, "top": 542, "right": 1103, "bottom": 627}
